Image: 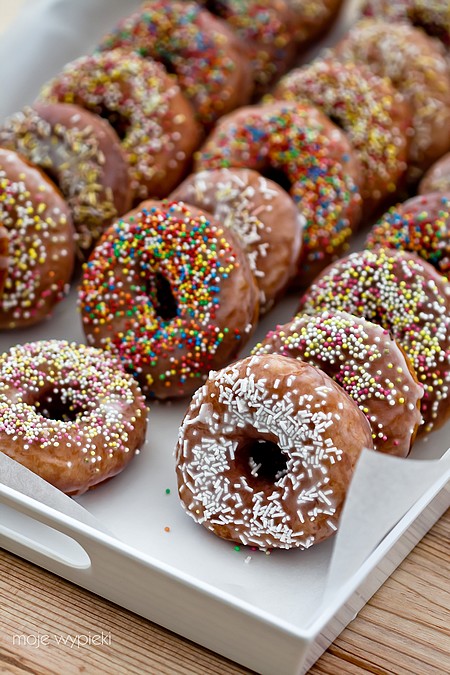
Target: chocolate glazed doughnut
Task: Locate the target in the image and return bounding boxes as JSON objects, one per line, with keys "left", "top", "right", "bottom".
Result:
{"left": 176, "top": 353, "right": 373, "bottom": 550}
{"left": 0, "top": 103, "right": 132, "bottom": 253}
{"left": 79, "top": 201, "right": 259, "bottom": 399}
{"left": 253, "top": 310, "right": 423, "bottom": 457}
{"left": 299, "top": 248, "right": 450, "bottom": 435}
{"left": 0, "top": 147, "right": 75, "bottom": 329}
{"left": 0, "top": 340, "right": 147, "bottom": 496}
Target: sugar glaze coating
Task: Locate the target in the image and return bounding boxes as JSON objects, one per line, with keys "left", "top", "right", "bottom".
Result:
{"left": 0, "top": 340, "right": 147, "bottom": 496}
{"left": 176, "top": 353, "right": 373, "bottom": 550}
{"left": 253, "top": 310, "right": 423, "bottom": 457}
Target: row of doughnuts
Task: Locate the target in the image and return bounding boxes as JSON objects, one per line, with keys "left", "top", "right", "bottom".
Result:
{"left": 0, "top": 1, "right": 351, "bottom": 331}
{"left": 0, "top": 1, "right": 449, "bottom": 552}
{"left": 173, "top": 5, "right": 450, "bottom": 551}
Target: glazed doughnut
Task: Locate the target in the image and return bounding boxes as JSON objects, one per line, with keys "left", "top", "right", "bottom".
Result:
{"left": 171, "top": 168, "right": 302, "bottom": 313}
{"left": 79, "top": 200, "right": 259, "bottom": 399}
{"left": 196, "top": 101, "right": 362, "bottom": 287}
{"left": 272, "top": 60, "right": 411, "bottom": 210}
{"left": 0, "top": 340, "right": 147, "bottom": 496}
{"left": 253, "top": 310, "right": 423, "bottom": 457}
{"left": 176, "top": 353, "right": 373, "bottom": 550}
{"left": 39, "top": 49, "right": 202, "bottom": 202}
{"left": 0, "top": 103, "right": 132, "bottom": 253}
{"left": 334, "top": 20, "right": 450, "bottom": 178}
{"left": 419, "top": 152, "right": 450, "bottom": 195}
{"left": 197, "top": 0, "right": 295, "bottom": 96}
{"left": 0, "top": 148, "right": 75, "bottom": 329}
{"left": 97, "top": 1, "right": 253, "bottom": 126}
{"left": 289, "top": 0, "right": 344, "bottom": 46}
{"left": 366, "top": 193, "right": 450, "bottom": 277}
{"left": 361, "top": 0, "right": 450, "bottom": 47}
{"left": 299, "top": 248, "right": 450, "bottom": 435}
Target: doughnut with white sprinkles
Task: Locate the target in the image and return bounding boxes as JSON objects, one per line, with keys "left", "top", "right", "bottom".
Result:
{"left": 176, "top": 353, "right": 373, "bottom": 550}
{"left": 0, "top": 340, "right": 147, "bottom": 496}
{"left": 171, "top": 168, "right": 303, "bottom": 313}
{"left": 299, "top": 248, "right": 450, "bottom": 435}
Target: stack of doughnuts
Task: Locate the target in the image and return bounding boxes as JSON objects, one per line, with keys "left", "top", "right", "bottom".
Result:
{"left": 1, "top": 0, "right": 450, "bottom": 549}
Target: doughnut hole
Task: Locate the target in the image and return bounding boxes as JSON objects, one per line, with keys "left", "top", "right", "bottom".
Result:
{"left": 34, "top": 389, "right": 80, "bottom": 422}
{"left": 95, "top": 107, "right": 129, "bottom": 141}
{"left": 146, "top": 272, "right": 178, "bottom": 321}
{"left": 260, "top": 166, "right": 292, "bottom": 194}
{"left": 235, "top": 437, "right": 288, "bottom": 491}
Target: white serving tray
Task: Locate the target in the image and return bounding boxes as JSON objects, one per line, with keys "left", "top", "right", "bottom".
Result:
{"left": 1, "top": 1, "right": 450, "bottom": 673}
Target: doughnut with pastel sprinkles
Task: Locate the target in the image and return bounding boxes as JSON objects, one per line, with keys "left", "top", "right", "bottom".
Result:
{"left": 0, "top": 147, "right": 75, "bottom": 329}
{"left": 39, "top": 49, "right": 202, "bottom": 202}
{"left": 252, "top": 310, "right": 423, "bottom": 457}
{"left": 334, "top": 20, "right": 450, "bottom": 179}
{"left": 366, "top": 193, "right": 450, "bottom": 277}
{"left": 0, "top": 340, "right": 147, "bottom": 496}
{"left": 419, "top": 152, "right": 450, "bottom": 196}
{"left": 361, "top": 0, "right": 450, "bottom": 47}
{"left": 197, "top": 0, "right": 295, "bottom": 96}
{"left": 299, "top": 248, "right": 450, "bottom": 435}
{"left": 195, "top": 101, "right": 362, "bottom": 287}
{"left": 79, "top": 201, "right": 259, "bottom": 400}
{"left": 97, "top": 1, "right": 253, "bottom": 126}
{"left": 176, "top": 353, "right": 373, "bottom": 550}
{"left": 271, "top": 60, "right": 412, "bottom": 211}
{"left": 171, "top": 168, "right": 303, "bottom": 313}
{"left": 0, "top": 103, "right": 132, "bottom": 254}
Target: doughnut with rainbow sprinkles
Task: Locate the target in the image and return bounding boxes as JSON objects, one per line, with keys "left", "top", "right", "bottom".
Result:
{"left": 79, "top": 200, "right": 259, "bottom": 400}
{"left": 366, "top": 193, "right": 450, "bottom": 278}
{"left": 271, "top": 59, "right": 411, "bottom": 211}
{"left": 97, "top": 0, "right": 253, "bottom": 126}
{"left": 39, "top": 49, "right": 202, "bottom": 202}
{"left": 196, "top": 101, "right": 362, "bottom": 287}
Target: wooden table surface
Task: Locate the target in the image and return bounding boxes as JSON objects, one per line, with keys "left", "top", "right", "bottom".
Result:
{"left": 0, "top": 510, "right": 448, "bottom": 675}
{"left": 0, "top": 1, "right": 449, "bottom": 673}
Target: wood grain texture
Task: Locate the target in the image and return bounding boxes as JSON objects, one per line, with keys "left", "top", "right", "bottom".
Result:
{"left": 0, "top": 509, "right": 448, "bottom": 674}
